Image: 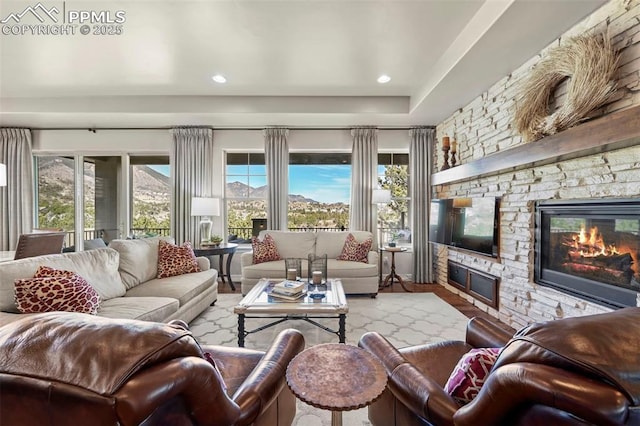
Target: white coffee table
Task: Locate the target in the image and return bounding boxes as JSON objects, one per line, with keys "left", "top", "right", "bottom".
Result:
{"left": 233, "top": 278, "right": 348, "bottom": 347}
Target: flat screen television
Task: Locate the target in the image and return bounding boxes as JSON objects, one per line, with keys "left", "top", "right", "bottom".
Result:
{"left": 429, "top": 197, "right": 500, "bottom": 258}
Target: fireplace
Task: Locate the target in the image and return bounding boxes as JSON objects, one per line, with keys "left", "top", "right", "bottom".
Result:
{"left": 535, "top": 199, "right": 640, "bottom": 309}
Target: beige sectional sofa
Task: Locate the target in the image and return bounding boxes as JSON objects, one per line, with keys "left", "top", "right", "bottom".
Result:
{"left": 0, "top": 237, "right": 217, "bottom": 327}
{"left": 241, "top": 230, "right": 379, "bottom": 296}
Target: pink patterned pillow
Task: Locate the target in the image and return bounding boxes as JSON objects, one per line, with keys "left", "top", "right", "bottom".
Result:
{"left": 34, "top": 265, "right": 74, "bottom": 279}
{"left": 157, "top": 240, "right": 201, "bottom": 278}
{"left": 252, "top": 234, "right": 281, "bottom": 264}
{"left": 14, "top": 269, "right": 100, "bottom": 315}
{"left": 444, "top": 347, "right": 502, "bottom": 404}
{"left": 337, "top": 233, "right": 372, "bottom": 263}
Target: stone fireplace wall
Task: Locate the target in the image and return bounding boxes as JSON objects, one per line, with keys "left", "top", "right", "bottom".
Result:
{"left": 433, "top": 0, "right": 640, "bottom": 329}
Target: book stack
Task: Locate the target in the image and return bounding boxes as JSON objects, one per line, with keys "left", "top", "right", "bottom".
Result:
{"left": 270, "top": 280, "right": 306, "bottom": 301}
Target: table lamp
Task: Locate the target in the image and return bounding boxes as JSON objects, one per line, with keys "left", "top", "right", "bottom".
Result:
{"left": 0, "top": 163, "right": 6, "bottom": 187}
{"left": 191, "top": 197, "right": 220, "bottom": 243}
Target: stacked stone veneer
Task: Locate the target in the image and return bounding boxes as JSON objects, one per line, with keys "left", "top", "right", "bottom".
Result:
{"left": 433, "top": 0, "right": 640, "bottom": 330}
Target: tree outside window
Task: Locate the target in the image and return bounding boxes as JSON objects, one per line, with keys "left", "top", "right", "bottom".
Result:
{"left": 377, "top": 153, "right": 410, "bottom": 245}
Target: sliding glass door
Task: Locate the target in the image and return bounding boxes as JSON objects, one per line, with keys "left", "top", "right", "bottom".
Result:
{"left": 34, "top": 154, "right": 170, "bottom": 250}
{"left": 34, "top": 156, "right": 76, "bottom": 248}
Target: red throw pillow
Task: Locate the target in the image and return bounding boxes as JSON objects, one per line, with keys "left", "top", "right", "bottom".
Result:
{"left": 14, "top": 269, "right": 100, "bottom": 315}
{"left": 444, "top": 347, "right": 502, "bottom": 404}
{"left": 157, "top": 240, "right": 201, "bottom": 278}
{"left": 337, "top": 233, "right": 372, "bottom": 263}
{"left": 252, "top": 234, "right": 281, "bottom": 264}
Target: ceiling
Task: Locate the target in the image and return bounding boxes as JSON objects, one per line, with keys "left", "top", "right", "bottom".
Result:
{"left": 0, "top": 0, "right": 607, "bottom": 129}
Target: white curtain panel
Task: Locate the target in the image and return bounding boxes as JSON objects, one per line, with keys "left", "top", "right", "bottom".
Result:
{"left": 349, "top": 127, "right": 378, "bottom": 232}
{"left": 264, "top": 128, "right": 289, "bottom": 230}
{"left": 0, "top": 128, "right": 34, "bottom": 251}
{"left": 410, "top": 128, "right": 434, "bottom": 283}
{"left": 170, "top": 127, "right": 215, "bottom": 244}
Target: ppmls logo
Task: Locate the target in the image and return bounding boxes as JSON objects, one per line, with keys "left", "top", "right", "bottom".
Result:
{"left": 1, "top": 2, "right": 60, "bottom": 24}
{"left": 1, "top": 2, "right": 126, "bottom": 36}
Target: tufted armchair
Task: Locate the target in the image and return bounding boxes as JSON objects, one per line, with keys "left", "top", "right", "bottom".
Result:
{"left": 0, "top": 312, "right": 305, "bottom": 426}
{"left": 359, "top": 308, "right": 640, "bottom": 426}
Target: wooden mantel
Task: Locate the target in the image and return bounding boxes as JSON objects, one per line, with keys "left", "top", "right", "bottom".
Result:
{"left": 432, "top": 105, "right": 640, "bottom": 186}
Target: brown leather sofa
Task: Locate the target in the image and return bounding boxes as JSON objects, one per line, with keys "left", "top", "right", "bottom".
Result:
{"left": 0, "top": 312, "right": 305, "bottom": 426}
{"left": 359, "top": 308, "right": 640, "bottom": 426}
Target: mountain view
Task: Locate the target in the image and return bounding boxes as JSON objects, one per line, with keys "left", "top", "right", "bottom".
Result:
{"left": 36, "top": 158, "right": 352, "bottom": 237}
{"left": 36, "top": 157, "right": 171, "bottom": 234}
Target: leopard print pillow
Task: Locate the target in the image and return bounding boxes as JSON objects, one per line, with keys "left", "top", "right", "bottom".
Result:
{"left": 252, "top": 234, "right": 281, "bottom": 264}
{"left": 14, "top": 268, "right": 100, "bottom": 315}
{"left": 337, "top": 233, "right": 372, "bottom": 263}
{"left": 157, "top": 240, "right": 201, "bottom": 278}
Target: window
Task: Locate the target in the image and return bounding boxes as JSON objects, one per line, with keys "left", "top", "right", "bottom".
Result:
{"left": 35, "top": 156, "right": 75, "bottom": 247}
{"left": 377, "top": 153, "right": 410, "bottom": 245}
{"left": 130, "top": 156, "right": 171, "bottom": 238}
{"left": 83, "top": 156, "right": 120, "bottom": 243}
{"left": 35, "top": 154, "right": 169, "bottom": 250}
{"left": 225, "top": 153, "right": 266, "bottom": 242}
{"left": 288, "top": 153, "right": 351, "bottom": 231}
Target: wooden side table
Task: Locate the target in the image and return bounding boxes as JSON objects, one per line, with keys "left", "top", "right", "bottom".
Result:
{"left": 379, "top": 246, "right": 412, "bottom": 292}
{"left": 193, "top": 243, "right": 238, "bottom": 291}
{"left": 286, "top": 343, "right": 387, "bottom": 426}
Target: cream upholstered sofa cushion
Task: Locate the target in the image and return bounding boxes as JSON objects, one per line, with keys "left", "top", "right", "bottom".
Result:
{"left": 316, "top": 231, "right": 373, "bottom": 259}
{"left": 98, "top": 297, "right": 180, "bottom": 322}
{"left": 0, "top": 248, "right": 126, "bottom": 313}
{"left": 258, "top": 230, "right": 317, "bottom": 259}
{"left": 108, "top": 237, "right": 175, "bottom": 290}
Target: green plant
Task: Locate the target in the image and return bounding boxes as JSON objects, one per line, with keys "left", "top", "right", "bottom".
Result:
{"left": 211, "top": 235, "right": 223, "bottom": 244}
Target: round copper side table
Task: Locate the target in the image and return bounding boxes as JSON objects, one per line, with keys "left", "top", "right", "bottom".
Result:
{"left": 286, "top": 343, "right": 387, "bottom": 426}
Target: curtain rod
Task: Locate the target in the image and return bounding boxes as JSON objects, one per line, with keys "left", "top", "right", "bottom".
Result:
{"left": 29, "top": 126, "right": 435, "bottom": 131}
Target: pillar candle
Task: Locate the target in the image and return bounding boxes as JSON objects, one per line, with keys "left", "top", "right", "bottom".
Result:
{"left": 442, "top": 136, "right": 450, "bottom": 148}
{"left": 287, "top": 269, "right": 297, "bottom": 281}
{"left": 451, "top": 140, "right": 457, "bottom": 152}
{"left": 312, "top": 271, "right": 322, "bottom": 284}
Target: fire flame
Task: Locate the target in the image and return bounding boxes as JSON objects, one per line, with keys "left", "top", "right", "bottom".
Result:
{"left": 568, "top": 225, "right": 619, "bottom": 257}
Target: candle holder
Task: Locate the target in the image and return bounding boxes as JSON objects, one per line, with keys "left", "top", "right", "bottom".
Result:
{"left": 441, "top": 146, "right": 450, "bottom": 171}
{"left": 451, "top": 148, "right": 457, "bottom": 167}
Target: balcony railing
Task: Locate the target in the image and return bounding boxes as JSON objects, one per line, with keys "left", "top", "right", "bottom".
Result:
{"left": 60, "top": 229, "right": 105, "bottom": 248}
{"left": 130, "top": 227, "right": 172, "bottom": 238}
{"left": 228, "top": 226, "right": 409, "bottom": 244}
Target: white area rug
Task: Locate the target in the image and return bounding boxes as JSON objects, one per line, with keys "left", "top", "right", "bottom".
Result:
{"left": 190, "top": 293, "right": 469, "bottom": 426}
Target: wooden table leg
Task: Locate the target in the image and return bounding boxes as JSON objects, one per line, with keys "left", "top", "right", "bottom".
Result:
{"left": 226, "top": 251, "right": 236, "bottom": 291}
{"left": 331, "top": 410, "right": 342, "bottom": 426}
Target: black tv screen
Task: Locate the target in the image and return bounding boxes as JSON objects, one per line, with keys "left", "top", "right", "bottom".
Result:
{"left": 429, "top": 197, "right": 500, "bottom": 258}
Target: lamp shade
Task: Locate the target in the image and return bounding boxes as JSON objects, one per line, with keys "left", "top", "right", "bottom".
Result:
{"left": 0, "top": 163, "right": 5, "bottom": 187}
{"left": 372, "top": 189, "right": 391, "bottom": 204}
{"left": 191, "top": 197, "right": 220, "bottom": 217}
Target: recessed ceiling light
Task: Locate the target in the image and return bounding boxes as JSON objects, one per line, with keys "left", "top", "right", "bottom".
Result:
{"left": 212, "top": 74, "right": 227, "bottom": 83}
{"left": 377, "top": 75, "right": 391, "bottom": 84}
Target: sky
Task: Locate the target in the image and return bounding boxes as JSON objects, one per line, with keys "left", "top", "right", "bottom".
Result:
{"left": 150, "top": 164, "right": 387, "bottom": 204}
{"left": 289, "top": 165, "right": 351, "bottom": 204}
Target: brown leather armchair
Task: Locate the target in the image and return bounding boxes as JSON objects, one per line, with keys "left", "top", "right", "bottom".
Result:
{"left": 0, "top": 312, "right": 305, "bottom": 426}
{"left": 359, "top": 308, "right": 640, "bottom": 426}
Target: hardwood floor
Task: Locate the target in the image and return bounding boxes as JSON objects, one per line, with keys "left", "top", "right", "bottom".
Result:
{"left": 218, "top": 278, "right": 516, "bottom": 334}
